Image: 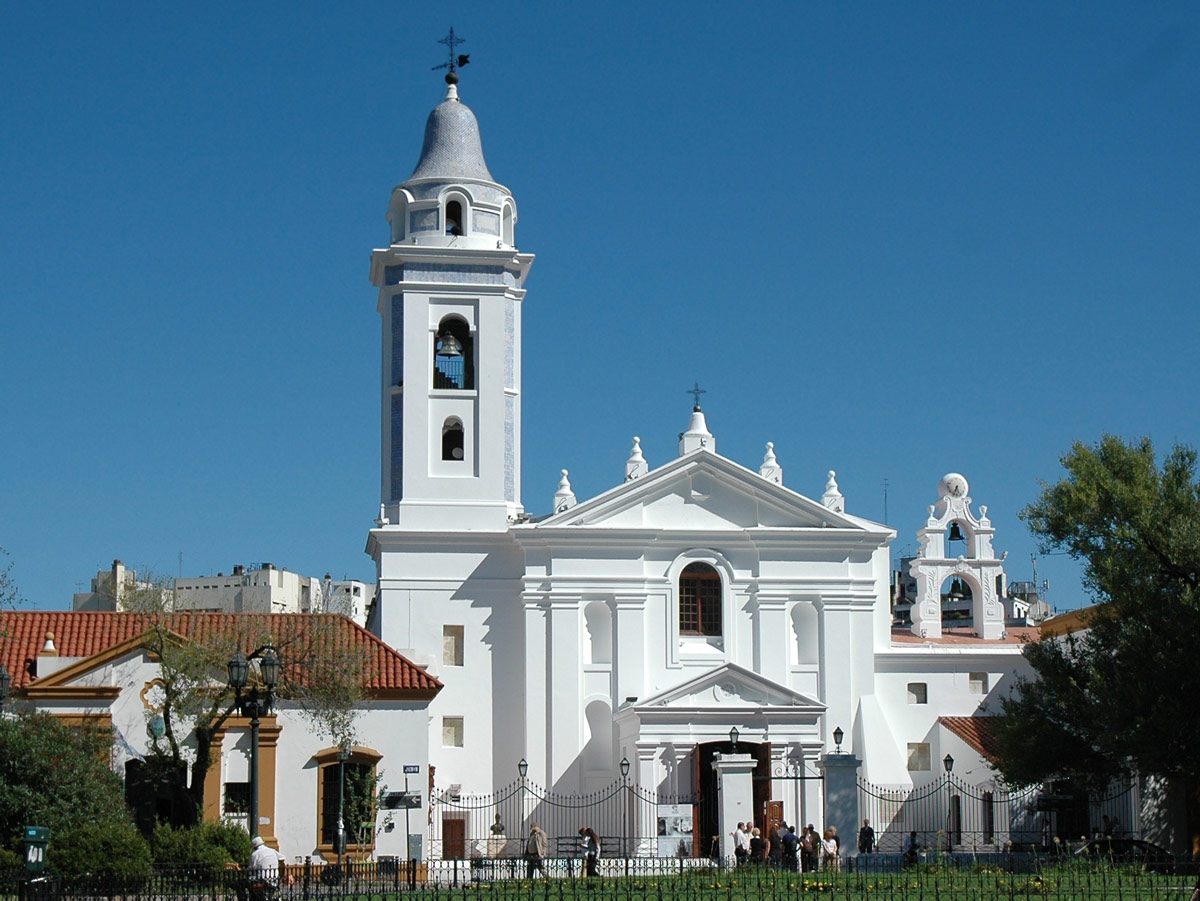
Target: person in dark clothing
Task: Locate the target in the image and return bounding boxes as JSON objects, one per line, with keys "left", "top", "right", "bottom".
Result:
{"left": 767, "top": 822, "right": 785, "bottom": 868}
{"left": 902, "top": 831, "right": 921, "bottom": 868}
{"left": 781, "top": 825, "right": 800, "bottom": 871}
{"left": 748, "top": 827, "right": 766, "bottom": 864}
{"left": 858, "top": 819, "right": 875, "bottom": 854}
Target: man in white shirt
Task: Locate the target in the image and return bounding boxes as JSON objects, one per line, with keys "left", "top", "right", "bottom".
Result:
{"left": 248, "top": 836, "right": 279, "bottom": 881}
{"left": 732, "top": 821, "right": 749, "bottom": 865}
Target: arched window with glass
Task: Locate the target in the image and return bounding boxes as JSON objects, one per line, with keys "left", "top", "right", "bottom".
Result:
{"left": 679, "top": 562, "right": 722, "bottom": 636}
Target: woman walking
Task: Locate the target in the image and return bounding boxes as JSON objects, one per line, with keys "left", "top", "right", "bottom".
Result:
{"left": 580, "top": 827, "right": 601, "bottom": 878}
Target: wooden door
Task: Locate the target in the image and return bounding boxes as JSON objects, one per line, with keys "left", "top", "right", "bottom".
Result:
{"left": 766, "top": 801, "right": 783, "bottom": 833}
{"left": 442, "top": 816, "right": 465, "bottom": 860}
{"left": 753, "top": 743, "right": 772, "bottom": 831}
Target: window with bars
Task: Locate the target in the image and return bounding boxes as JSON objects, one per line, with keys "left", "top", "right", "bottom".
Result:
{"left": 679, "top": 562, "right": 722, "bottom": 636}
{"left": 319, "top": 759, "right": 376, "bottom": 849}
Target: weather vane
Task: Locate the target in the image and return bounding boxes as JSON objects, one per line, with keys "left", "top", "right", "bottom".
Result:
{"left": 687, "top": 381, "right": 707, "bottom": 408}
{"left": 432, "top": 27, "right": 470, "bottom": 80}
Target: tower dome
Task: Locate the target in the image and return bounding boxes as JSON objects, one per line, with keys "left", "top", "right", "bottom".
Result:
{"left": 388, "top": 81, "right": 517, "bottom": 249}
{"left": 409, "top": 82, "right": 495, "bottom": 182}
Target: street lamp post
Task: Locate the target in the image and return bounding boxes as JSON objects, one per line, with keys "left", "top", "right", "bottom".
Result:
{"left": 942, "top": 754, "right": 955, "bottom": 851}
{"left": 337, "top": 745, "right": 351, "bottom": 871}
{"left": 620, "top": 757, "right": 630, "bottom": 870}
{"left": 227, "top": 644, "right": 281, "bottom": 841}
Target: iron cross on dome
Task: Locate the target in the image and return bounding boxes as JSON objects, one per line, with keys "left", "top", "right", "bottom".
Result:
{"left": 433, "top": 27, "right": 470, "bottom": 75}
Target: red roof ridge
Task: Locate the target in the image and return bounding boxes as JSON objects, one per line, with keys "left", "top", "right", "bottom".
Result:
{"left": 939, "top": 714, "right": 1004, "bottom": 765}
{"left": 0, "top": 610, "right": 441, "bottom": 695}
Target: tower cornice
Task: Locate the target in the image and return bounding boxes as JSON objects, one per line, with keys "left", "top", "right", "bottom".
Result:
{"left": 370, "top": 247, "right": 534, "bottom": 287}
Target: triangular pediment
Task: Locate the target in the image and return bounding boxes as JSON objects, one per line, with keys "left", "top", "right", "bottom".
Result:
{"left": 538, "top": 451, "right": 877, "bottom": 533}
{"left": 634, "top": 663, "right": 824, "bottom": 711}
{"left": 27, "top": 629, "right": 182, "bottom": 688}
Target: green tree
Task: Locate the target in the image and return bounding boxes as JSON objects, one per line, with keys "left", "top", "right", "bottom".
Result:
{"left": 120, "top": 577, "right": 367, "bottom": 826}
{"left": 0, "top": 547, "right": 22, "bottom": 618}
{"left": 0, "top": 711, "right": 150, "bottom": 876}
{"left": 994, "top": 436, "right": 1200, "bottom": 790}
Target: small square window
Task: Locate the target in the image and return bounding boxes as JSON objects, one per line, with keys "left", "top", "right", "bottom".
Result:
{"left": 907, "top": 742, "right": 931, "bottom": 772}
{"left": 907, "top": 682, "right": 928, "bottom": 705}
{"left": 224, "top": 782, "right": 250, "bottom": 816}
{"left": 442, "top": 716, "right": 464, "bottom": 748}
{"left": 443, "top": 625, "right": 464, "bottom": 667}
{"left": 969, "top": 672, "right": 989, "bottom": 694}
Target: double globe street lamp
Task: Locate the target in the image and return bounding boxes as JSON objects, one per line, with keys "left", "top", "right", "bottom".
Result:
{"left": 227, "top": 644, "right": 282, "bottom": 840}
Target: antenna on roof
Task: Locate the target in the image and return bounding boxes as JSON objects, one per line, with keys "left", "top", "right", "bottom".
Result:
{"left": 432, "top": 27, "right": 470, "bottom": 83}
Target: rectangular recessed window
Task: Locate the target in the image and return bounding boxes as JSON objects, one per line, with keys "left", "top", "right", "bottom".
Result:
{"left": 224, "top": 782, "right": 250, "bottom": 816}
{"left": 907, "top": 742, "right": 931, "bottom": 772}
{"left": 969, "top": 672, "right": 989, "bottom": 694}
{"left": 443, "top": 625, "right": 464, "bottom": 667}
{"left": 907, "top": 682, "right": 928, "bottom": 705}
{"left": 442, "top": 716, "right": 464, "bottom": 748}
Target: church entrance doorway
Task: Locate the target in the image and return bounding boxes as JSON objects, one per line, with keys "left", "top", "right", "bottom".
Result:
{"left": 692, "top": 740, "right": 771, "bottom": 858}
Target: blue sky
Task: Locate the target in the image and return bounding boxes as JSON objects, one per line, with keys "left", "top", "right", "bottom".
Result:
{"left": 2, "top": 2, "right": 1197, "bottom": 611}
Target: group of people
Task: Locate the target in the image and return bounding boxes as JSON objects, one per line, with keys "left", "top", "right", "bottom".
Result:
{"left": 522, "top": 823, "right": 601, "bottom": 879}
{"left": 730, "top": 821, "right": 841, "bottom": 871}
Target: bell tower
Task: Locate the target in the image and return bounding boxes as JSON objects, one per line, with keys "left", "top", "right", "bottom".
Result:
{"left": 369, "top": 69, "right": 533, "bottom": 531}
{"left": 907, "top": 473, "right": 1008, "bottom": 640}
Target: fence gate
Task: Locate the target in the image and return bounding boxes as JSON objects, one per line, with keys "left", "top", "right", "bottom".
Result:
{"left": 429, "top": 778, "right": 696, "bottom": 860}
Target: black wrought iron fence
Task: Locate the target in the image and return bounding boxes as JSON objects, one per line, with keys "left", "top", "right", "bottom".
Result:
{"left": 857, "top": 774, "right": 1140, "bottom": 853}
{"left": 429, "top": 777, "right": 696, "bottom": 861}
{"left": 4, "top": 855, "right": 1200, "bottom": 900}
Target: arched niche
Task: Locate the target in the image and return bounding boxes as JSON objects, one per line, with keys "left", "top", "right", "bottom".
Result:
{"left": 583, "top": 601, "right": 612, "bottom": 665}
{"left": 790, "top": 602, "right": 818, "bottom": 665}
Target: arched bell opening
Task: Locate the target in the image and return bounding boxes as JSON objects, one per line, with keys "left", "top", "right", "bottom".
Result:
{"left": 946, "top": 520, "right": 975, "bottom": 558}
{"left": 939, "top": 574, "right": 975, "bottom": 626}
{"left": 433, "top": 316, "right": 474, "bottom": 389}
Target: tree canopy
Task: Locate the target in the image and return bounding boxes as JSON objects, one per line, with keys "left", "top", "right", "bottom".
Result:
{"left": 0, "top": 711, "right": 150, "bottom": 876}
{"left": 118, "top": 578, "right": 368, "bottom": 825}
{"left": 994, "top": 435, "right": 1200, "bottom": 789}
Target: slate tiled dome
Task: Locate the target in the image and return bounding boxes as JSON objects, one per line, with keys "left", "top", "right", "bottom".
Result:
{"left": 409, "top": 86, "right": 495, "bottom": 182}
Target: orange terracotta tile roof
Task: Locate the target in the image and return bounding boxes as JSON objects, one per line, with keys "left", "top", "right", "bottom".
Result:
{"left": 0, "top": 611, "right": 440, "bottom": 696}
{"left": 939, "top": 715, "right": 1004, "bottom": 764}
{"left": 890, "top": 624, "right": 1040, "bottom": 645}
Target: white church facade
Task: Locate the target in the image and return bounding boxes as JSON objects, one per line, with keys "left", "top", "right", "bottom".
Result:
{"left": 364, "top": 69, "right": 1075, "bottom": 856}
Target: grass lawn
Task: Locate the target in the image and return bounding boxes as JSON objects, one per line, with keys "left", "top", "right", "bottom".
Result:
{"left": 335, "top": 865, "right": 1197, "bottom": 900}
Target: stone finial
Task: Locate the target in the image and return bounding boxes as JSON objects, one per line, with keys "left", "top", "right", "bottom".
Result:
{"left": 41, "top": 631, "right": 58, "bottom": 657}
{"left": 375, "top": 504, "right": 390, "bottom": 527}
{"left": 821, "top": 470, "right": 845, "bottom": 513}
{"left": 553, "top": 470, "right": 577, "bottom": 513}
{"left": 759, "top": 442, "right": 783, "bottom": 485}
{"left": 625, "top": 437, "right": 649, "bottom": 482}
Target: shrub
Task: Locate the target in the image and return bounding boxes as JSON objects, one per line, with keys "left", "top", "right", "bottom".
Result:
{"left": 47, "top": 820, "right": 151, "bottom": 878}
{"left": 152, "top": 821, "right": 252, "bottom": 871}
